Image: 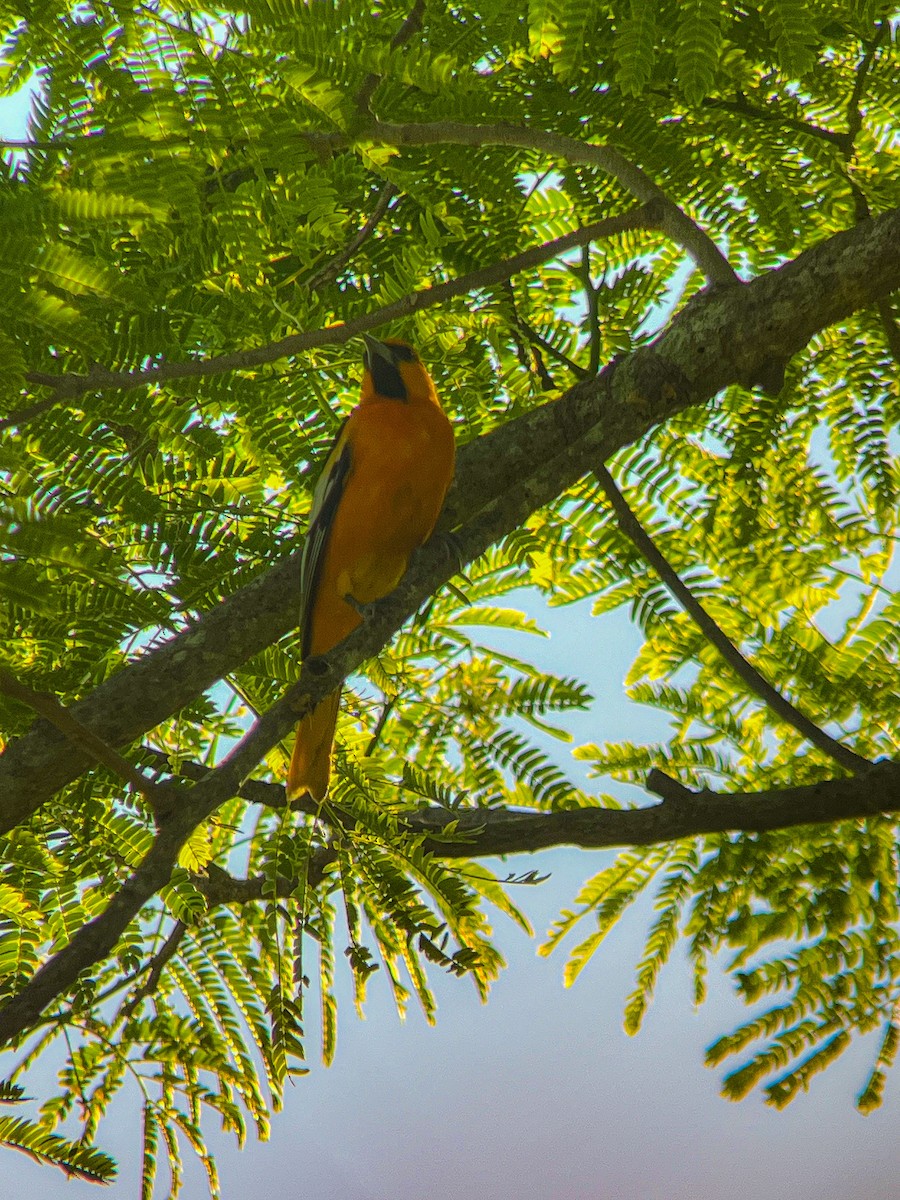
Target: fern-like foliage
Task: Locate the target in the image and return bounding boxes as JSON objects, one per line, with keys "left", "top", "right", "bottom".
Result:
{"left": 0, "top": 0, "right": 898, "bottom": 1189}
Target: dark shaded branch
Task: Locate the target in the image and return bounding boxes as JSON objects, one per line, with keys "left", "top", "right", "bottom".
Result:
{"left": 354, "top": 0, "right": 426, "bottom": 114}
{"left": 2, "top": 204, "right": 900, "bottom": 835}
{"left": 703, "top": 94, "right": 848, "bottom": 150}
{"left": 0, "top": 396, "right": 59, "bottom": 434}
{"left": 303, "top": 181, "right": 398, "bottom": 292}
{"left": 407, "top": 759, "right": 900, "bottom": 854}
{"left": 120, "top": 921, "right": 187, "bottom": 1019}
{"left": 165, "top": 761, "right": 900, "bottom": 906}
{"left": 0, "top": 669, "right": 160, "bottom": 802}
{"left": 500, "top": 279, "right": 588, "bottom": 382}
{"left": 845, "top": 21, "right": 888, "bottom": 147}
{"left": 19, "top": 207, "right": 651, "bottom": 412}
{"left": 592, "top": 466, "right": 870, "bottom": 774}
{"left": 198, "top": 854, "right": 335, "bottom": 904}
{"left": 876, "top": 297, "right": 900, "bottom": 365}
{"left": 581, "top": 245, "right": 602, "bottom": 375}
{"left": 365, "top": 696, "right": 399, "bottom": 756}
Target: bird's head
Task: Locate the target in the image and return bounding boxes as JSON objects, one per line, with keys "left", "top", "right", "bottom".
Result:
{"left": 361, "top": 334, "right": 439, "bottom": 406}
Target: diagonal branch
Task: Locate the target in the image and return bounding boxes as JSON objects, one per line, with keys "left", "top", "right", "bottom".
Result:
{"left": 703, "top": 94, "right": 849, "bottom": 150}
{"left": 845, "top": 20, "right": 888, "bottom": 147}
{"left": 119, "top": 920, "right": 187, "bottom": 1019}
{"left": 18, "top": 207, "right": 653, "bottom": 413}
{"left": 354, "top": 0, "right": 426, "bottom": 114}
{"left": 302, "top": 180, "right": 398, "bottom": 292}
{"left": 592, "top": 466, "right": 870, "bottom": 774}
{"left": 362, "top": 120, "right": 738, "bottom": 284}
{"left": 1, "top": 204, "right": 899, "bottom": 836}
{"left": 0, "top": 669, "right": 161, "bottom": 802}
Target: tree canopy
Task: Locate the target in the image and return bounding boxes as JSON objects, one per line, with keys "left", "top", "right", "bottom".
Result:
{"left": 0, "top": 0, "right": 898, "bottom": 1189}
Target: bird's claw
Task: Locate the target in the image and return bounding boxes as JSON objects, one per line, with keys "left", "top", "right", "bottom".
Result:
{"left": 344, "top": 591, "right": 390, "bottom": 622}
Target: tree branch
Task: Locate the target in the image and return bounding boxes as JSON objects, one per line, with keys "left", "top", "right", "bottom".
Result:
{"left": 703, "top": 94, "right": 848, "bottom": 150}
{"left": 119, "top": 921, "right": 187, "bottom": 1019}
{"left": 354, "top": 0, "right": 426, "bottom": 114}
{"left": 0, "top": 396, "right": 60, "bottom": 434}
{"left": 592, "top": 466, "right": 870, "bottom": 774}
{"left": 18, "top": 207, "right": 652, "bottom": 413}
{"left": 2, "top": 204, "right": 899, "bottom": 835}
{"left": 845, "top": 21, "right": 888, "bottom": 147}
{"left": 364, "top": 120, "right": 738, "bottom": 285}
{"left": 156, "top": 760, "right": 900, "bottom": 906}
{"left": 302, "top": 180, "right": 398, "bottom": 292}
{"left": 0, "top": 669, "right": 161, "bottom": 803}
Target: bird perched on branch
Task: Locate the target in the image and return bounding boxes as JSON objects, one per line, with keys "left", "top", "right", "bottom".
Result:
{"left": 287, "top": 335, "right": 456, "bottom": 802}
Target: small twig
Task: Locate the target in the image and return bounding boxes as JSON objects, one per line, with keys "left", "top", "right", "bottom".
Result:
{"left": 365, "top": 695, "right": 399, "bottom": 756}
{"left": 580, "top": 245, "right": 602, "bottom": 375}
{"left": 530, "top": 346, "right": 557, "bottom": 391}
{"left": 593, "top": 465, "right": 870, "bottom": 775}
{"left": 703, "top": 94, "right": 848, "bottom": 149}
{"left": 645, "top": 769, "right": 700, "bottom": 805}
{"left": 119, "top": 921, "right": 187, "bottom": 1019}
{"left": 501, "top": 280, "right": 590, "bottom": 380}
{"left": 0, "top": 668, "right": 161, "bottom": 800}
{"left": 303, "top": 181, "right": 398, "bottom": 292}
{"left": 354, "top": 0, "right": 427, "bottom": 114}
{"left": 499, "top": 280, "right": 533, "bottom": 372}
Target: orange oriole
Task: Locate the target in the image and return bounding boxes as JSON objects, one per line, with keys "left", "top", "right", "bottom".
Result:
{"left": 287, "top": 335, "right": 456, "bottom": 801}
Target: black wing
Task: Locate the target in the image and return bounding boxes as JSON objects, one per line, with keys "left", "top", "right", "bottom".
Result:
{"left": 299, "top": 420, "right": 353, "bottom": 659}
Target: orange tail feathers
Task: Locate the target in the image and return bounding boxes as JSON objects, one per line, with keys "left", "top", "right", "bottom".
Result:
{"left": 287, "top": 688, "right": 342, "bottom": 802}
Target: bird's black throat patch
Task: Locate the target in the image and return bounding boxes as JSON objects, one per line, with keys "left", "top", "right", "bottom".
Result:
{"left": 369, "top": 355, "right": 407, "bottom": 400}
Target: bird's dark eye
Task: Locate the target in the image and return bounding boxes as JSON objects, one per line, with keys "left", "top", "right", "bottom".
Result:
{"left": 390, "top": 344, "right": 417, "bottom": 363}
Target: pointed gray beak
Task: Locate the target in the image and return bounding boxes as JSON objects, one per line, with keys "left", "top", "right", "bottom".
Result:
{"left": 362, "top": 333, "right": 393, "bottom": 367}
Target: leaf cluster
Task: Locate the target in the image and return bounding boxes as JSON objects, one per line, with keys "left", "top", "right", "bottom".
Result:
{"left": 0, "top": 0, "right": 897, "bottom": 1189}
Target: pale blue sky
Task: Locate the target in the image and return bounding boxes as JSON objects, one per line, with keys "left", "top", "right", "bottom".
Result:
{"left": 4, "top": 598, "right": 900, "bottom": 1199}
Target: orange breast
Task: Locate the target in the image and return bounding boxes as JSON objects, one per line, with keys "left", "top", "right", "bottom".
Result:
{"left": 306, "top": 397, "right": 455, "bottom": 657}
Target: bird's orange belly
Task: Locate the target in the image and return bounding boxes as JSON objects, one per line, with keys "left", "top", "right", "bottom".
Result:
{"left": 307, "top": 409, "right": 453, "bottom": 656}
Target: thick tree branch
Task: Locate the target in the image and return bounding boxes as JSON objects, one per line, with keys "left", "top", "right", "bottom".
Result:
{"left": 411, "top": 759, "right": 900, "bottom": 853}
{"left": 160, "top": 760, "right": 900, "bottom": 907}
{"left": 592, "top": 466, "right": 870, "bottom": 773}
{"left": 2, "top": 204, "right": 899, "bottom": 835}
